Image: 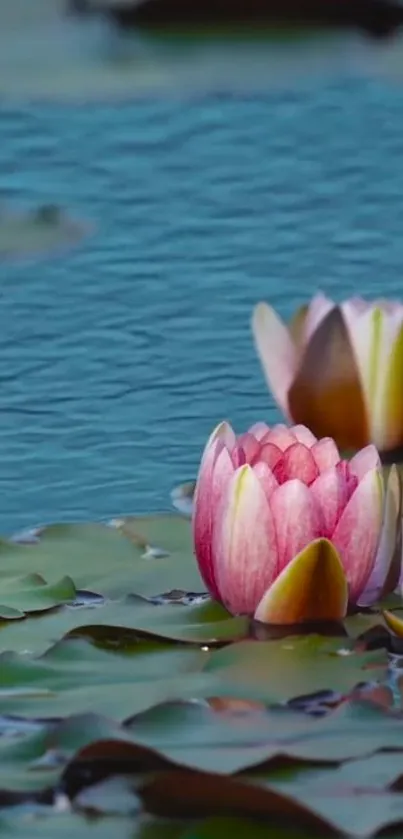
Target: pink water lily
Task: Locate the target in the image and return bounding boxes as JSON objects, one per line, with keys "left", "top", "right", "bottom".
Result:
{"left": 193, "top": 422, "right": 401, "bottom": 624}
{"left": 252, "top": 293, "right": 403, "bottom": 453}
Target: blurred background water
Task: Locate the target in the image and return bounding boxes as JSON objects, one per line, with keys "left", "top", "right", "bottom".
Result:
{"left": 2, "top": 3, "right": 403, "bottom": 533}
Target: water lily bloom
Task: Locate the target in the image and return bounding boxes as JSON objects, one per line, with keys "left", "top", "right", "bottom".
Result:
{"left": 252, "top": 293, "right": 403, "bottom": 453}
{"left": 193, "top": 422, "right": 401, "bottom": 624}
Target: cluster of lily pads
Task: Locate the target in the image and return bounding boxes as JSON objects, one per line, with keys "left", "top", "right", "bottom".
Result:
{"left": 0, "top": 294, "right": 403, "bottom": 837}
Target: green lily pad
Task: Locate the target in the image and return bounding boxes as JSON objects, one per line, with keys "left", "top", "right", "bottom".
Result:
{"left": 0, "top": 573, "right": 75, "bottom": 619}
{"left": 123, "top": 694, "right": 403, "bottom": 769}
{"left": 0, "top": 637, "right": 212, "bottom": 720}
{"left": 2, "top": 517, "right": 202, "bottom": 600}
{"left": 0, "top": 597, "right": 247, "bottom": 655}
{"left": 203, "top": 636, "right": 387, "bottom": 703}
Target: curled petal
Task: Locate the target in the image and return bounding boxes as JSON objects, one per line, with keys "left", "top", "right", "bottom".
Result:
{"left": 349, "top": 445, "right": 381, "bottom": 480}
{"left": 310, "top": 467, "right": 349, "bottom": 538}
{"left": 304, "top": 292, "right": 336, "bottom": 343}
{"left": 236, "top": 433, "right": 261, "bottom": 464}
{"left": 292, "top": 425, "right": 318, "bottom": 448}
{"left": 358, "top": 465, "right": 402, "bottom": 607}
{"left": 205, "top": 420, "right": 236, "bottom": 453}
{"left": 254, "top": 538, "right": 348, "bottom": 625}
{"left": 249, "top": 422, "right": 271, "bottom": 441}
{"left": 213, "top": 465, "right": 278, "bottom": 615}
{"left": 273, "top": 442, "right": 319, "bottom": 486}
{"left": 332, "top": 468, "right": 384, "bottom": 603}
{"left": 193, "top": 434, "right": 234, "bottom": 600}
{"left": 381, "top": 321, "right": 403, "bottom": 451}
{"left": 252, "top": 303, "right": 298, "bottom": 418}
{"left": 288, "top": 303, "right": 309, "bottom": 349}
{"left": 311, "top": 437, "right": 340, "bottom": 473}
{"left": 263, "top": 424, "right": 297, "bottom": 451}
{"left": 383, "top": 609, "right": 403, "bottom": 637}
{"left": 341, "top": 302, "right": 403, "bottom": 452}
{"left": 288, "top": 307, "right": 369, "bottom": 449}
{"left": 259, "top": 442, "right": 284, "bottom": 471}
{"left": 270, "top": 479, "right": 321, "bottom": 573}
{"left": 253, "top": 461, "right": 278, "bottom": 502}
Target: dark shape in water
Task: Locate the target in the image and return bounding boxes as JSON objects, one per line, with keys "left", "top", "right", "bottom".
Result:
{"left": 251, "top": 617, "right": 348, "bottom": 640}
{"left": 68, "top": 590, "right": 105, "bottom": 608}
{"left": 67, "top": 0, "right": 403, "bottom": 39}
{"left": 147, "top": 589, "right": 210, "bottom": 606}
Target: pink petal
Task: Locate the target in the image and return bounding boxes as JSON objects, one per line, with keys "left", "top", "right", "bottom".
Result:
{"left": 359, "top": 466, "right": 401, "bottom": 607}
{"left": 349, "top": 445, "right": 381, "bottom": 481}
{"left": 310, "top": 467, "right": 349, "bottom": 538}
{"left": 236, "top": 433, "right": 261, "bottom": 465}
{"left": 253, "top": 461, "right": 279, "bottom": 502}
{"left": 259, "top": 443, "right": 283, "bottom": 471}
{"left": 331, "top": 468, "right": 384, "bottom": 603}
{"left": 193, "top": 426, "right": 235, "bottom": 599}
{"left": 205, "top": 420, "right": 236, "bottom": 452}
{"left": 292, "top": 425, "right": 318, "bottom": 448}
{"left": 264, "top": 424, "right": 297, "bottom": 451}
{"left": 273, "top": 443, "right": 319, "bottom": 486}
{"left": 251, "top": 303, "right": 298, "bottom": 418}
{"left": 231, "top": 446, "right": 247, "bottom": 468}
{"left": 311, "top": 437, "right": 340, "bottom": 473}
{"left": 335, "top": 461, "right": 358, "bottom": 499}
{"left": 249, "top": 422, "right": 271, "bottom": 441}
{"left": 213, "top": 465, "right": 278, "bottom": 615}
{"left": 270, "top": 479, "right": 322, "bottom": 573}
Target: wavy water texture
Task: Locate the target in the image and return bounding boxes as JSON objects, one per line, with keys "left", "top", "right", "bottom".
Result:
{"left": 1, "top": 82, "right": 403, "bottom": 531}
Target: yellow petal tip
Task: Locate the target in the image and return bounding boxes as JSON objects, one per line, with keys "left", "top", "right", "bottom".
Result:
{"left": 383, "top": 609, "right": 403, "bottom": 637}
{"left": 254, "top": 538, "right": 348, "bottom": 625}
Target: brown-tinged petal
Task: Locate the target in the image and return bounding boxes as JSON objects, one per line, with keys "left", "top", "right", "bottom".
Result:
{"left": 288, "top": 306, "right": 369, "bottom": 450}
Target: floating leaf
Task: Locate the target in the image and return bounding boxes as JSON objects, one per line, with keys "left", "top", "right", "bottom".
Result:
{"left": 0, "top": 518, "right": 202, "bottom": 600}
{"left": 0, "top": 573, "right": 76, "bottom": 618}
{"left": 0, "top": 637, "right": 214, "bottom": 720}
{"left": 0, "top": 597, "right": 247, "bottom": 655}
{"left": 203, "top": 636, "right": 387, "bottom": 703}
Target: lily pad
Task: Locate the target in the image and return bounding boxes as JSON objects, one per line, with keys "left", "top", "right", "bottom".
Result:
{"left": 0, "top": 597, "right": 247, "bottom": 656}
{"left": 0, "top": 517, "right": 202, "bottom": 600}
{"left": 0, "top": 637, "right": 211, "bottom": 720}
{"left": 203, "top": 636, "right": 387, "bottom": 703}
{"left": 0, "top": 573, "right": 75, "bottom": 619}
{"left": 125, "top": 694, "right": 403, "bottom": 768}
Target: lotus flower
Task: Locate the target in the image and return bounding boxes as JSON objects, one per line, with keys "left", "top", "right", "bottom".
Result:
{"left": 193, "top": 422, "right": 401, "bottom": 624}
{"left": 252, "top": 294, "right": 403, "bottom": 453}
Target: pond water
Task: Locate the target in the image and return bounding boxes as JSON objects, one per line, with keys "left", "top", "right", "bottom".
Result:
{"left": 2, "top": 23, "right": 403, "bottom": 533}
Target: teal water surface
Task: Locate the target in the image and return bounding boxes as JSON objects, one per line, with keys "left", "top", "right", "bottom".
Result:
{"left": 1, "top": 76, "right": 403, "bottom": 532}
